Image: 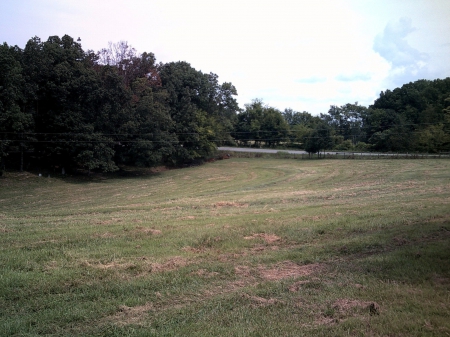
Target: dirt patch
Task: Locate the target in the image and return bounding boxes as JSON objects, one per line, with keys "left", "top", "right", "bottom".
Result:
{"left": 259, "top": 261, "right": 324, "bottom": 281}
{"left": 244, "top": 233, "right": 281, "bottom": 244}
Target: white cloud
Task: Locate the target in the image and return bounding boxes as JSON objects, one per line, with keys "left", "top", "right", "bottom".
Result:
{"left": 335, "top": 73, "right": 372, "bottom": 82}
{"left": 373, "top": 17, "right": 440, "bottom": 88}
{"left": 297, "top": 77, "right": 328, "bottom": 84}
{"left": 0, "top": 0, "right": 449, "bottom": 115}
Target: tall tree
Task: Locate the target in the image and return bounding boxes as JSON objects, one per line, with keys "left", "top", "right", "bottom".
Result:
{"left": 97, "top": 41, "right": 161, "bottom": 88}
{"left": 282, "top": 109, "right": 321, "bottom": 148}
{"left": 235, "top": 100, "right": 288, "bottom": 147}
{"left": 159, "top": 61, "right": 238, "bottom": 164}
{"left": 118, "top": 77, "right": 176, "bottom": 166}
{"left": 323, "top": 103, "right": 366, "bottom": 145}
{"left": 0, "top": 43, "right": 33, "bottom": 172}
{"left": 22, "top": 35, "right": 117, "bottom": 172}
{"left": 235, "top": 99, "right": 265, "bottom": 147}
{"left": 304, "top": 121, "right": 333, "bottom": 156}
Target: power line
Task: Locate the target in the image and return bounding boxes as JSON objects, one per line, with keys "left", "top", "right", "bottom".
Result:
{"left": 0, "top": 121, "right": 448, "bottom": 137}
{"left": 0, "top": 130, "right": 439, "bottom": 144}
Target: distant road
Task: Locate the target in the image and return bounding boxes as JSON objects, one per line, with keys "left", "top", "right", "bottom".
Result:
{"left": 218, "top": 147, "right": 362, "bottom": 156}
{"left": 217, "top": 147, "right": 445, "bottom": 158}
{"left": 218, "top": 147, "right": 308, "bottom": 155}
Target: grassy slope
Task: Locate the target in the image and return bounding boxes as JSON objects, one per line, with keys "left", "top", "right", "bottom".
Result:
{"left": 0, "top": 158, "right": 449, "bottom": 336}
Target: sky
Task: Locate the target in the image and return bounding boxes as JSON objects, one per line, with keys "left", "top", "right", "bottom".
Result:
{"left": 1, "top": 0, "right": 450, "bottom": 115}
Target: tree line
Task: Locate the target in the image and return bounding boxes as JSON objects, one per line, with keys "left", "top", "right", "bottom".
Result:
{"left": 1, "top": 35, "right": 450, "bottom": 174}
{"left": 0, "top": 35, "right": 239, "bottom": 173}
{"left": 235, "top": 79, "right": 450, "bottom": 155}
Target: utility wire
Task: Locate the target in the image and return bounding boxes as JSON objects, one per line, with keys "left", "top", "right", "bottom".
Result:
{"left": 0, "top": 121, "right": 448, "bottom": 137}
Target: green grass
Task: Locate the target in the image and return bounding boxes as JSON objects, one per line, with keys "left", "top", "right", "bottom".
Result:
{"left": 1, "top": 158, "right": 449, "bottom": 336}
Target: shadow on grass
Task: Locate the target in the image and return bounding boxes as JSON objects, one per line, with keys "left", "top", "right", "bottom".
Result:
{"left": 341, "top": 225, "right": 450, "bottom": 285}
{"left": 0, "top": 166, "right": 176, "bottom": 185}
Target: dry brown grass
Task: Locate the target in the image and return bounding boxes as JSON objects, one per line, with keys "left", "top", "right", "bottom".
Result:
{"left": 104, "top": 302, "right": 154, "bottom": 326}
{"left": 258, "top": 261, "right": 324, "bottom": 281}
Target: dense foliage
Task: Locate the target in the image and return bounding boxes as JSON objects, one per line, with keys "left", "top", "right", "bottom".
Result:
{"left": 1, "top": 34, "right": 449, "bottom": 173}
{"left": 238, "top": 78, "right": 450, "bottom": 154}
{"left": 0, "top": 36, "right": 239, "bottom": 173}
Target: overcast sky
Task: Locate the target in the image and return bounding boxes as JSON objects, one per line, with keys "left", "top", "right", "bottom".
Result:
{"left": 1, "top": 0, "right": 449, "bottom": 115}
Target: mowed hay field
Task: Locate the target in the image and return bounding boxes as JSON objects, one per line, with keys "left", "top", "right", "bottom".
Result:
{"left": 1, "top": 158, "right": 449, "bottom": 336}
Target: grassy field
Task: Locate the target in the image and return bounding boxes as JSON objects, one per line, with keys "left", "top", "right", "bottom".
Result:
{"left": 1, "top": 158, "right": 449, "bottom": 336}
